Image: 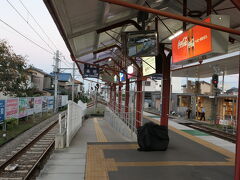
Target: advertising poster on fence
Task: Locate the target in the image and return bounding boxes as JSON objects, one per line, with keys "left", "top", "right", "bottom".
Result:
{"left": 34, "top": 97, "right": 42, "bottom": 113}
{"left": 27, "top": 97, "right": 34, "bottom": 115}
{"left": 42, "top": 96, "right": 48, "bottom": 112}
{"left": 61, "top": 95, "right": 68, "bottom": 106}
{"left": 6, "top": 98, "right": 18, "bottom": 119}
{"left": 47, "top": 96, "right": 54, "bottom": 110}
{"left": 0, "top": 100, "right": 5, "bottom": 123}
{"left": 19, "top": 98, "right": 28, "bottom": 118}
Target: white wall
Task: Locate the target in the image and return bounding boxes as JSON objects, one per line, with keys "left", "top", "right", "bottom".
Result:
{"left": 143, "top": 79, "right": 161, "bottom": 92}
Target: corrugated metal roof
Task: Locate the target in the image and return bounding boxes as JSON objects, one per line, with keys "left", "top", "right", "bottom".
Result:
{"left": 44, "top": 0, "right": 240, "bottom": 79}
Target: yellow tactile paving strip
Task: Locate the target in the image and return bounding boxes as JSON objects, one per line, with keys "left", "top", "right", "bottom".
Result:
{"left": 85, "top": 118, "right": 109, "bottom": 180}
{"left": 85, "top": 116, "right": 234, "bottom": 180}
{"left": 93, "top": 118, "right": 108, "bottom": 142}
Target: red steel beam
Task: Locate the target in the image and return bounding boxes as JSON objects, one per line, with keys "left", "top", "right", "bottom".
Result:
{"left": 231, "top": 0, "right": 240, "bottom": 11}
{"left": 94, "top": 43, "right": 141, "bottom": 74}
{"left": 99, "top": 0, "right": 240, "bottom": 36}
{"left": 96, "top": 19, "right": 142, "bottom": 34}
{"left": 234, "top": 61, "right": 240, "bottom": 180}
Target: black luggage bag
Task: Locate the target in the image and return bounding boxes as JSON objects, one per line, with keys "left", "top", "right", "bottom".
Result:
{"left": 137, "top": 122, "right": 169, "bottom": 151}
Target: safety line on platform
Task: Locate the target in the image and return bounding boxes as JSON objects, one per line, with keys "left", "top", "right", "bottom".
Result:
{"left": 93, "top": 118, "right": 108, "bottom": 142}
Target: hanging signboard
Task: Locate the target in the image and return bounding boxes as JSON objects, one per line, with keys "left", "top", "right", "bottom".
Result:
{"left": 119, "top": 72, "right": 125, "bottom": 82}
{"left": 48, "top": 96, "right": 54, "bottom": 110}
{"left": 0, "top": 100, "right": 5, "bottom": 123}
{"left": 122, "top": 30, "right": 158, "bottom": 57}
{"left": 19, "top": 98, "right": 28, "bottom": 118}
{"left": 42, "top": 96, "right": 48, "bottom": 112}
{"left": 6, "top": 98, "right": 18, "bottom": 119}
{"left": 172, "top": 15, "right": 229, "bottom": 65}
{"left": 83, "top": 64, "right": 99, "bottom": 78}
{"left": 142, "top": 56, "right": 156, "bottom": 76}
{"left": 34, "top": 97, "right": 42, "bottom": 113}
{"left": 27, "top": 97, "right": 34, "bottom": 115}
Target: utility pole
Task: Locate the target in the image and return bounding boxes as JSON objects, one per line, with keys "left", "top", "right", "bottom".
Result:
{"left": 72, "top": 62, "right": 75, "bottom": 101}
{"left": 54, "top": 50, "right": 60, "bottom": 113}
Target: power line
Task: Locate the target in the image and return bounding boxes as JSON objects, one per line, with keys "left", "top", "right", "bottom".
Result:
{"left": 6, "top": 0, "right": 55, "bottom": 53}
{"left": 0, "top": 17, "right": 54, "bottom": 55}
{"left": 18, "top": 0, "right": 58, "bottom": 50}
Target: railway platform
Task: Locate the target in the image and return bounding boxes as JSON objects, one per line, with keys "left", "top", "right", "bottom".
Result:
{"left": 37, "top": 111, "right": 236, "bottom": 180}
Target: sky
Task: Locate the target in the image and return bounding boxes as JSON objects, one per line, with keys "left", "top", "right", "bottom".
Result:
{"left": 0, "top": 0, "right": 238, "bottom": 93}
{"left": 0, "top": 0, "right": 72, "bottom": 72}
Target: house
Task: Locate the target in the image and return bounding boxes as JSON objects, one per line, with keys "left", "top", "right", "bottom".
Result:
{"left": 143, "top": 78, "right": 162, "bottom": 110}
{"left": 182, "top": 80, "right": 211, "bottom": 95}
{"left": 65, "top": 79, "right": 84, "bottom": 96}
{"left": 27, "top": 67, "right": 52, "bottom": 96}
{"left": 50, "top": 73, "right": 84, "bottom": 97}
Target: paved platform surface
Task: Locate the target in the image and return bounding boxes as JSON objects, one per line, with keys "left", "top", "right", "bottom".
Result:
{"left": 37, "top": 117, "right": 126, "bottom": 180}
{"left": 38, "top": 111, "right": 236, "bottom": 180}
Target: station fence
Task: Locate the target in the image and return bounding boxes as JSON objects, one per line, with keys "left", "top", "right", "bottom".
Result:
{"left": 106, "top": 90, "right": 141, "bottom": 135}
{"left": 0, "top": 95, "right": 68, "bottom": 130}
{"left": 66, "top": 100, "right": 86, "bottom": 147}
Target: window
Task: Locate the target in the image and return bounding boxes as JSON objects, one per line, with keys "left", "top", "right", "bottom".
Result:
{"left": 145, "top": 81, "right": 151, "bottom": 86}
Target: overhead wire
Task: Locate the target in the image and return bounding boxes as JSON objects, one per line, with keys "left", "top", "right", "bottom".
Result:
{"left": 0, "top": 17, "right": 54, "bottom": 55}
{"left": 18, "top": 0, "right": 58, "bottom": 50}
{"left": 6, "top": 0, "right": 55, "bottom": 53}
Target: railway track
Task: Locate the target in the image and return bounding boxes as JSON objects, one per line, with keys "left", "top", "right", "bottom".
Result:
{"left": 144, "top": 110, "right": 236, "bottom": 143}
{"left": 180, "top": 122, "right": 236, "bottom": 143}
{"left": 0, "top": 119, "right": 58, "bottom": 180}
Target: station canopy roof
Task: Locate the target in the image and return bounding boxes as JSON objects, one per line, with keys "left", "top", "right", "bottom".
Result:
{"left": 44, "top": 0, "right": 240, "bottom": 80}
{"left": 172, "top": 51, "right": 240, "bottom": 78}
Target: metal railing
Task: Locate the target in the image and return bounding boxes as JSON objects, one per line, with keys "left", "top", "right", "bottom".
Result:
{"left": 58, "top": 111, "right": 67, "bottom": 134}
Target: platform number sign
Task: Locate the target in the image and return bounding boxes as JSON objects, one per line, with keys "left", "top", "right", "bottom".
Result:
{"left": 0, "top": 100, "right": 5, "bottom": 123}
{"left": 83, "top": 64, "right": 99, "bottom": 78}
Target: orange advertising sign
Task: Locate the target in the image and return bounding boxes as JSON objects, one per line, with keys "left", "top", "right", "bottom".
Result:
{"left": 172, "top": 18, "right": 212, "bottom": 64}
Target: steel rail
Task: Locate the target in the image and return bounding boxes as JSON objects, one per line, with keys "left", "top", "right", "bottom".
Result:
{"left": 0, "top": 120, "right": 58, "bottom": 172}
{"left": 24, "top": 141, "right": 55, "bottom": 180}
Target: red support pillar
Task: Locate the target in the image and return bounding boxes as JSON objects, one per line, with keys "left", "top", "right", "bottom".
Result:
{"left": 234, "top": 62, "right": 240, "bottom": 180}
{"left": 136, "top": 76, "right": 142, "bottom": 128}
{"left": 125, "top": 78, "right": 130, "bottom": 119}
{"left": 118, "top": 84, "right": 122, "bottom": 113}
{"left": 161, "top": 46, "right": 172, "bottom": 126}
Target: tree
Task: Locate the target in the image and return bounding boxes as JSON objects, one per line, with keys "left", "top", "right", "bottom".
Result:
{"left": 0, "top": 40, "right": 29, "bottom": 97}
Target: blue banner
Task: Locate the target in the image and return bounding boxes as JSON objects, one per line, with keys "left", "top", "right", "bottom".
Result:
{"left": 0, "top": 100, "right": 5, "bottom": 123}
